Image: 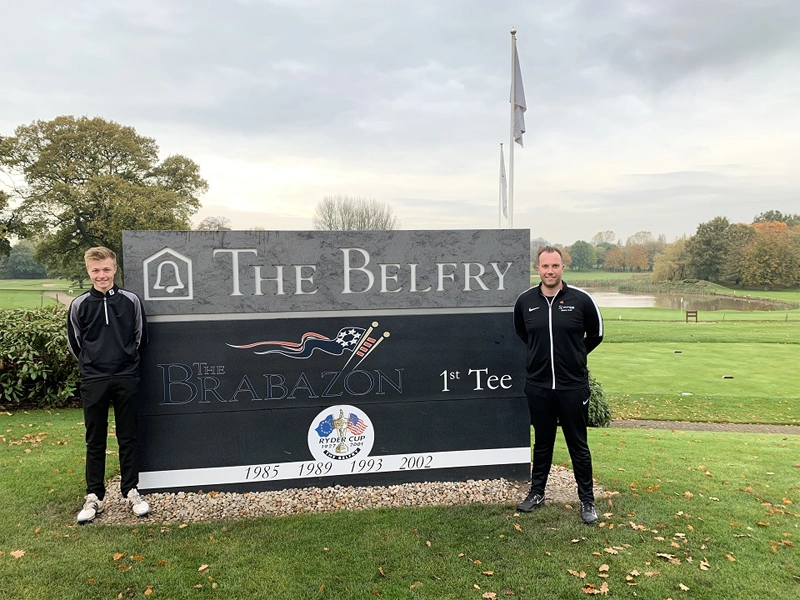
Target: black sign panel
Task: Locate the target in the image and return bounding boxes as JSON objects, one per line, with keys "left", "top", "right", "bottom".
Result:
{"left": 137, "top": 312, "right": 531, "bottom": 492}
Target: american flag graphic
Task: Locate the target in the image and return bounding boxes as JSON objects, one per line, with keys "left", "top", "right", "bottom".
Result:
{"left": 348, "top": 413, "right": 368, "bottom": 435}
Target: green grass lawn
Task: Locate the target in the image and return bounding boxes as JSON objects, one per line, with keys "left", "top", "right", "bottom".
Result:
{"left": 1, "top": 410, "right": 798, "bottom": 599}
{"left": 0, "top": 279, "right": 77, "bottom": 309}
{"left": 591, "top": 343, "right": 800, "bottom": 424}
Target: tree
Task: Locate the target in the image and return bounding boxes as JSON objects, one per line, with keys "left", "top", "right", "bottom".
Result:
{"left": 0, "top": 116, "right": 208, "bottom": 280}
{"left": 753, "top": 210, "right": 800, "bottom": 227}
{"left": 652, "top": 238, "right": 690, "bottom": 281}
{"left": 626, "top": 231, "right": 663, "bottom": 270}
{"left": 313, "top": 195, "right": 399, "bottom": 230}
{"left": 530, "top": 237, "right": 550, "bottom": 258}
{"left": 720, "top": 223, "right": 756, "bottom": 284}
{"left": 624, "top": 244, "right": 649, "bottom": 271}
{"left": 195, "top": 216, "right": 232, "bottom": 231}
{"left": 603, "top": 246, "right": 624, "bottom": 271}
{"left": 568, "top": 240, "right": 595, "bottom": 271}
{"left": 593, "top": 242, "right": 615, "bottom": 269}
{"left": 0, "top": 189, "right": 25, "bottom": 258}
{"left": 740, "top": 222, "right": 800, "bottom": 289}
{"left": 686, "top": 216, "right": 730, "bottom": 282}
{"left": 591, "top": 230, "right": 616, "bottom": 245}
{"left": 2, "top": 240, "right": 47, "bottom": 278}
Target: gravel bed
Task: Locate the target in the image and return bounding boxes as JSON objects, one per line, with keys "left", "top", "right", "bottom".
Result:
{"left": 89, "top": 466, "right": 613, "bottom": 525}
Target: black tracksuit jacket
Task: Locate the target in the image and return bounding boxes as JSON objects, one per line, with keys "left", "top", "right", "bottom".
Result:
{"left": 67, "top": 285, "right": 148, "bottom": 382}
{"left": 513, "top": 282, "right": 603, "bottom": 390}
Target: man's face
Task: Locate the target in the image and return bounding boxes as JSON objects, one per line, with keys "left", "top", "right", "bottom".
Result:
{"left": 86, "top": 257, "right": 117, "bottom": 293}
{"left": 536, "top": 251, "right": 564, "bottom": 289}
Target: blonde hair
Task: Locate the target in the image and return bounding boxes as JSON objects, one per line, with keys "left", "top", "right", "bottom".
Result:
{"left": 84, "top": 246, "right": 117, "bottom": 266}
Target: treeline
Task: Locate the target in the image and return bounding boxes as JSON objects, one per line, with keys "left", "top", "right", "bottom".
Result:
{"left": 0, "top": 115, "right": 208, "bottom": 285}
{"left": 539, "top": 210, "right": 800, "bottom": 290}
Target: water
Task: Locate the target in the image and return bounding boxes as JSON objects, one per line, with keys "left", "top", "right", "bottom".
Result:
{"left": 586, "top": 290, "right": 783, "bottom": 311}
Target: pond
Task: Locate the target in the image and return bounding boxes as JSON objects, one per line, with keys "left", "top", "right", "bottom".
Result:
{"left": 584, "top": 290, "right": 784, "bottom": 311}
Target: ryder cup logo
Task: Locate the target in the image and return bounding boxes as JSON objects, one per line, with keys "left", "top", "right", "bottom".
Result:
{"left": 143, "top": 248, "right": 193, "bottom": 301}
{"left": 308, "top": 405, "right": 375, "bottom": 462}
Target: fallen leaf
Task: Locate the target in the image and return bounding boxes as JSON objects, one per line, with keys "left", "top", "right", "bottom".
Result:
{"left": 598, "top": 564, "right": 609, "bottom": 572}
{"left": 426, "top": 540, "right": 432, "bottom": 547}
{"left": 10, "top": 550, "right": 25, "bottom": 559}
{"left": 144, "top": 588, "right": 153, "bottom": 597}
{"left": 118, "top": 565, "right": 132, "bottom": 571}
{"left": 113, "top": 552, "right": 127, "bottom": 561}
{"left": 514, "top": 523, "right": 522, "bottom": 532}
{"left": 198, "top": 564, "right": 209, "bottom": 572}
{"left": 481, "top": 593, "right": 497, "bottom": 599}
{"left": 679, "top": 583, "right": 690, "bottom": 591}
{"left": 726, "top": 553, "right": 736, "bottom": 561}
{"left": 410, "top": 582, "right": 422, "bottom": 590}
{"left": 603, "top": 548, "right": 618, "bottom": 555}
{"left": 483, "top": 571, "right": 495, "bottom": 576}
{"left": 378, "top": 567, "right": 387, "bottom": 578}
{"left": 568, "top": 570, "right": 586, "bottom": 579}
{"left": 503, "top": 589, "right": 515, "bottom": 596}
{"left": 700, "top": 559, "right": 710, "bottom": 571}
{"left": 132, "top": 556, "right": 144, "bottom": 561}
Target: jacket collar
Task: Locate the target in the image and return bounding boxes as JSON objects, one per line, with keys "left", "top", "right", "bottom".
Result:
{"left": 537, "top": 281, "right": 568, "bottom": 298}
{"left": 89, "top": 284, "right": 119, "bottom": 298}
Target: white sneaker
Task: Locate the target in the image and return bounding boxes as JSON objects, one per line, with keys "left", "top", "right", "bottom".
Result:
{"left": 126, "top": 488, "right": 150, "bottom": 517}
{"left": 77, "top": 493, "right": 105, "bottom": 524}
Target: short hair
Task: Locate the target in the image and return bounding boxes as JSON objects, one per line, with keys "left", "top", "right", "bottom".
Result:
{"left": 84, "top": 246, "right": 117, "bottom": 266}
{"left": 535, "top": 245, "right": 563, "bottom": 265}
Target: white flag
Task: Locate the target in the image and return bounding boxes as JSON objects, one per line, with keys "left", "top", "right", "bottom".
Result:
{"left": 511, "top": 38, "right": 526, "bottom": 146}
{"left": 500, "top": 145, "right": 508, "bottom": 218}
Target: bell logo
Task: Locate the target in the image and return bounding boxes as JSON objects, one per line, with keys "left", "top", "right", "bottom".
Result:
{"left": 144, "top": 248, "right": 193, "bottom": 301}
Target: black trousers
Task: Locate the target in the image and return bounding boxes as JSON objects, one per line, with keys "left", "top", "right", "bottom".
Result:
{"left": 82, "top": 377, "right": 141, "bottom": 499}
{"left": 525, "top": 383, "right": 594, "bottom": 503}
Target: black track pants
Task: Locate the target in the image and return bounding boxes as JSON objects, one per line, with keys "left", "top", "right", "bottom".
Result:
{"left": 82, "top": 377, "right": 141, "bottom": 499}
{"left": 525, "top": 383, "right": 594, "bottom": 503}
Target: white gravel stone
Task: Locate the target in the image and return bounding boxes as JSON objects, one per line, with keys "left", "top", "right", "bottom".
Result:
{"left": 90, "top": 466, "right": 613, "bottom": 525}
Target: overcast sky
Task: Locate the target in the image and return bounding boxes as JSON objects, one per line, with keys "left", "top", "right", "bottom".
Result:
{"left": 3, "top": 0, "right": 799, "bottom": 245}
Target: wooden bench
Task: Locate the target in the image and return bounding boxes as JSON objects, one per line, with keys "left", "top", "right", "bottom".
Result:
{"left": 685, "top": 310, "right": 698, "bottom": 323}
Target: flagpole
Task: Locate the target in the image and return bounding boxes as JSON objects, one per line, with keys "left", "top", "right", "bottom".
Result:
{"left": 508, "top": 28, "right": 517, "bottom": 228}
{"left": 498, "top": 143, "right": 503, "bottom": 228}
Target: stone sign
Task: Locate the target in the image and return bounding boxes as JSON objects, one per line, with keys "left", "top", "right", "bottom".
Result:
{"left": 123, "top": 229, "right": 531, "bottom": 492}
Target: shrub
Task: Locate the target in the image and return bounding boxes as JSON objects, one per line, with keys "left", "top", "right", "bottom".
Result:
{"left": 588, "top": 371, "right": 611, "bottom": 427}
{"left": 0, "top": 306, "right": 79, "bottom": 407}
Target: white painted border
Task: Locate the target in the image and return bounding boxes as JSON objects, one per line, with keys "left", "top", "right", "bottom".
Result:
{"left": 139, "top": 446, "right": 530, "bottom": 490}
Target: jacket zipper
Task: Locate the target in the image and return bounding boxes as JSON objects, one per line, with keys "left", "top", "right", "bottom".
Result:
{"left": 545, "top": 294, "right": 557, "bottom": 389}
{"left": 103, "top": 296, "right": 109, "bottom": 325}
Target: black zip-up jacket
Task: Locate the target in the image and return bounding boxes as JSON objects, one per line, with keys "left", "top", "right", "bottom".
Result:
{"left": 67, "top": 285, "right": 148, "bottom": 382}
{"left": 513, "top": 282, "right": 603, "bottom": 390}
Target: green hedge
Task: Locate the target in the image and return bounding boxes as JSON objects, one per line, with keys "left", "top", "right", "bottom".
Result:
{"left": 588, "top": 371, "right": 611, "bottom": 427}
{"left": 0, "top": 306, "right": 79, "bottom": 407}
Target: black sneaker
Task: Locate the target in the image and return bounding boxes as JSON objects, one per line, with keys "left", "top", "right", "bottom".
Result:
{"left": 580, "top": 501, "right": 598, "bottom": 524}
{"left": 517, "top": 491, "right": 545, "bottom": 512}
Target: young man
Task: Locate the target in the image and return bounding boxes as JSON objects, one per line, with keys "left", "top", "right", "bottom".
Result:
{"left": 513, "top": 246, "right": 604, "bottom": 524}
{"left": 67, "top": 247, "right": 150, "bottom": 523}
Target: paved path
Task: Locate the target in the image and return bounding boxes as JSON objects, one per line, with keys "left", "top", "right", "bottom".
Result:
{"left": 43, "top": 290, "right": 72, "bottom": 305}
{"left": 611, "top": 419, "right": 800, "bottom": 435}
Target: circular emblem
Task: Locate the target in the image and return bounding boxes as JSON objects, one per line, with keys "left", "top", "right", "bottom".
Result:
{"left": 308, "top": 404, "right": 375, "bottom": 462}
